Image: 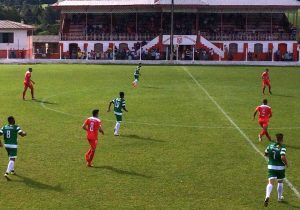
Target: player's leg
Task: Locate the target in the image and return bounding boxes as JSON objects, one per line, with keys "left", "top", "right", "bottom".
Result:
{"left": 29, "top": 84, "right": 35, "bottom": 100}
{"left": 265, "top": 174, "right": 276, "bottom": 207}
{"left": 262, "top": 83, "right": 266, "bottom": 94}
{"left": 4, "top": 148, "right": 17, "bottom": 180}
{"left": 277, "top": 170, "right": 285, "bottom": 202}
{"left": 22, "top": 85, "right": 28, "bottom": 100}
{"left": 258, "top": 121, "right": 265, "bottom": 141}
{"left": 114, "top": 115, "right": 122, "bottom": 136}
{"left": 263, "top": 122, "right": 271, "bottom": 141}
{"left": 87, "top": 140, "right": 97, "bottom": 167}
{"left": 268, "top": 84, "right": 272, "bottom": 95}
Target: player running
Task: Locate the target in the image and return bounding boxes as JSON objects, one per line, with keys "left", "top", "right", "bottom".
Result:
{"left": 82, "top": 109, "right": 104, "bottom": 167}
{"left": 264, "top": 133, "right": 288, "bottom": 207}
{"left": 0, "top": 116, "right": 26, "bottom": 181}
{"left": 253, "top": 99, "right": 272, "bottom": 142}
{"left": 22, "top": 67, "right": 35, "bottom": 100}
{"left": 107, "top": 92, "right": 128, "bottom": 136}
{"left": 262, "top": 68, "right": 272, "bottom": 95}
{"left": 132, "top": 63, "right": 141, "bottom": 87}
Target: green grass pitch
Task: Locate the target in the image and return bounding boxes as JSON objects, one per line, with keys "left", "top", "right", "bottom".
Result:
{"left": 0, "top": 64, "right": 300, "bottom": 209}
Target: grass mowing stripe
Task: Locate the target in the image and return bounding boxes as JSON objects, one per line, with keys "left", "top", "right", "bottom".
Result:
{"left": 182, "top": 66, "right": 300, "bottom": 199}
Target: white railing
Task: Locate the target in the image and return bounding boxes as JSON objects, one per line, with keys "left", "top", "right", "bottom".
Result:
{"left": 200, "top": 36, "right": 224, "bottom": 58}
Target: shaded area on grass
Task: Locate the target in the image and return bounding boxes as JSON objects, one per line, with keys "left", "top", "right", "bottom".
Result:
{"left": 121, "top": 134, "right": 165, "bottom": 143}
{"left": 93, "top": 166, "right": 152, "bottom": 178}
{"left": 15, "top": 174, "right": 63, "bottom": 192}
{"left": 33, "top": 99, "right": 58, "bottom": 105}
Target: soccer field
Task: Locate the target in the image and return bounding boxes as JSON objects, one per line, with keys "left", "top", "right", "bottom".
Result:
{"left": 0, "top": 64, "right": 300, "bottom": 209}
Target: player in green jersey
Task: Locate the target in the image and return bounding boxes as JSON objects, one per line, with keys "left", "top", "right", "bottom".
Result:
{"left": 0, "top": 116, "right": 26, "bottom": 181}
{"left": 132, "top": 63, "right": 141, "bottom": 88}
{"left": 107, "top": 92, "right": 128, "bottom": 136}
{"left": 264, "top": 133, "right": 288, "bottom": 207}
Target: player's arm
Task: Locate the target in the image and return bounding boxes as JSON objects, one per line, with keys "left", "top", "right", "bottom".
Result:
{"left": 107, "top": 101, "right": 114, "bottom": 112}
{"left": 264, "top": 147, "right": 269, "bottom": 157}
{"left": 82, "top": 120, "right": 88, "bottom": 131}
{"left": 18, "top": 129, "right": 26, "bottom": 137}
{"left": 269, "top": 110, "right": 272, "bottom": 118}
{"left": 253, "top": 110, "right": 258, "bottom": 120}
{"left": 281, "top": 148, "right": 288, "bottom": 167}
{"left": 98, "top": 127, "right": 104, "bottom": 135}
{"left": 122, "top": 105, "right": 128, "bottom": 112}
{"left": 0, "top": 128, "right": 3, "bottom": 147}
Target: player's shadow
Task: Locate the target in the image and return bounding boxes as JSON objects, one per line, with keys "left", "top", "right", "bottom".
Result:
{"left": 33, "top": 99, "right": 58, "bottom": 105}
{"left": 271, "top": 93, "right": 295, "bottom": 98}
{"left": 93, "top": 166, "right": 152, "bottom": 178}
{"left": 279, "top": 200, "right": 300, "bottom": 209}
{"left": 14, "top": 174, "right": 63, "bottom": 192}
{"left": 142, "top": 86, "right": 163, "bottom": 89}
{"left": 287, "top": 144, "right": 300, "bottom": 150}
{"left": 122, "top": 134, "right": 165, "bottom": 143}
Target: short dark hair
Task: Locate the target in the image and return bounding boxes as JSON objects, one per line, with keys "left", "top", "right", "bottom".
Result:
{"left": 276, "top": 133, "right": 284, "bottom": 141}
{"left": 92, "top": 109, "right": 99, "bottom": 117}
{"left": 7, "top": 116, "right": 15, "bottom": 124}
{"left": 120, "top": 92, "right": 124, "bottom": 97}
{"left": 138, "top": 63, "right": 141, "bottom": 66}
{"left": 266, "top": 68, "right": 269, "bottom": 71}
{"left": 263, "top": 99, "right": 268, "bottom": 104}
{"left": 29, "top": 68, "right": 32, "bottom": 71}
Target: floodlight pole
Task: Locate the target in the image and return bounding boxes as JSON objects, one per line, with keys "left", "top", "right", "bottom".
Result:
{"left": 170, "top": 0, "right": 174, "bottom": 61}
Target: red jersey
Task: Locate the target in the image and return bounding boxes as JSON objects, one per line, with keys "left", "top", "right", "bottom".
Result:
{"left": 83, "top": 117, "right": 102, "bottom": 140}
{"left": 261, "top": 72, "right": 269, "bottom": 81}
{"left": 24, "top": 71, "right": 31, "bottom": 84}
{"left": 256, "top": 105, "right": 272, "bottom": 121}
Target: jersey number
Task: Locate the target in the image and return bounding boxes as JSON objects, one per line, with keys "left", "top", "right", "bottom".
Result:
{"left": 272, "top": 151, "right": 276, "bottom": 160}
{"left": 114, "top": 101, "right": 120, "bottom": 108}
{"left": 6, "top": 130, "right": 10, "bottom": 138}
{"left": 90, "top": 122, "right": 94, "bottom": 132}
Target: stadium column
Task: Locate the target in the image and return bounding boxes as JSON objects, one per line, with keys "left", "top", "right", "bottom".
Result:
{"left": 85, "top": 11, "right": 88, "bottom": 41}
{"left": 136, "top": 13, "right": 138, "bottom": 41}
{"left": 170, "top": 0, "right": 174, "bottom": 61}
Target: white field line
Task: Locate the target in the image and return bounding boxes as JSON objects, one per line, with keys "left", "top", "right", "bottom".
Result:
{"left": 182, "top": 66, "right": 300, "bottom": 199}
{"left": 40, "top": 91, "right": 300, "bottom": 131}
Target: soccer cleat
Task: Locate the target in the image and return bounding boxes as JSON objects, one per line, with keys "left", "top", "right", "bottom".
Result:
{"left": 4, "top": 173, "right": 11, "bottom": 181}
{"left": 86, "top": 163, "right": 94, "bottom": 167}
{"left": 258, "top": 135, "right": 262, "bottom": 142}
{"left": 278, "top": 196, "right": 284, "bottom": 202}
{"left": 264, "top": 197, "right": 269, "bottom": 207}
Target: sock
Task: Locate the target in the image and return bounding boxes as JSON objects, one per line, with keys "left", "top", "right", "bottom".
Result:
{"left": 85, "top": 149, "right": 91, "bottom": 162}
{"left": 266, "top": 183, "right": 273, "bottom": 198}
{"left": 114, "top": 122, "right": 121, "bottom": 134}
{"left": 6, "top": 160, "right": 14, "bottom": 173}
{"left": 265, "top": 132, "right": 271, "bottom": 141}
{"left": 89, "top": 150, "right": 95, "bottom": 163}
{"left": 260, "top": 130, "right": 266, "bottom": 136}
{"left": 277, "top": 183, "right": 283, "bottom": 199}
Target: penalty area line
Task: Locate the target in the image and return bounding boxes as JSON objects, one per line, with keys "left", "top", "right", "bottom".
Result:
{"left": 182, "top": 66, "right": 300, "bottom": 199}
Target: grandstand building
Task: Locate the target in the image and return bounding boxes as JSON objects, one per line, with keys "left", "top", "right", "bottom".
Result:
{"left": 53, "top": 0, "right": 300, "bottom": 61}
{"left": 0, "top": 20, "right": 34, "bottom": 59}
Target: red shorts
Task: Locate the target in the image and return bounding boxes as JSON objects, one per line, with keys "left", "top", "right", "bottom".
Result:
{"left": 24, "top": 82, "right": 33, "bottom": 89}
{"left": 259, "top": 119, "right": 269, "bottom": 127}
{"left": 263, "top": 80, "right": 270, "bottom": 87}
{"left": 87, "top": 139, "right": 98, "bottom": 150}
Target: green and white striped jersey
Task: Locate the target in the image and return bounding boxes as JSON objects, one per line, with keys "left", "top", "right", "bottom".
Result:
{"left": 0, "top": 124, "right": 23, "bottom": 148}
{"left": 112, "top": 98, "right": 126, "bottom": 115}
{"left": 265, "top": 143, "right": 286, "bottom": 170}
{"left": 134, "top": 67, "right": 140, "bottom": 76}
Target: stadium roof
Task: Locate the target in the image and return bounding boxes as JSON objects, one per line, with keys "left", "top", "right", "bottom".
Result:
{"left": 53, "top": 0, "right": 300, "bottom": 7}
{"left": 0, "top": 20, "right": 34, "bottom": 30}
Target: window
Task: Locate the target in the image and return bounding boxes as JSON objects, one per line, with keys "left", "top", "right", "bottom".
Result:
{"left": 0, "top": 33, "right": 14, "bottom": 43}
{"left": 254, "top": 43, "right": 263, "bottom": 53}
{"left": 229, "top": 43, "right": 238, "bottom": 54}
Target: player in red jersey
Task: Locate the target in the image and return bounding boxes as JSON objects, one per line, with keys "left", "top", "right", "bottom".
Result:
{"left": 82, "top": 109, "right": 104, "bottom": 167}
{"left": 261, "top": 68, "right": 272, "bottom": 95}
{"left": 253, "top": 99, "right": 272, "bottom": 142}
{"left": 22, "top": 68, "right": 35, "bottom": 100}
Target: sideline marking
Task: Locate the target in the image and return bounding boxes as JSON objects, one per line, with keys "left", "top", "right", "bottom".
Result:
{"left": 183, "top": 66, "right": 300, "bottom": 199}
